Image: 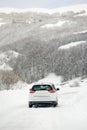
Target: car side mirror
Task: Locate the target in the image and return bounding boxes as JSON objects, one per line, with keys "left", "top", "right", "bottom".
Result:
{"left": 56, "top": 88, "right": 60, "bottom": 91}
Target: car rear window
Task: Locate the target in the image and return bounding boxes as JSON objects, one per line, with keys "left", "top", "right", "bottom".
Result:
{"left": 32, "top": 85, "right": 52, "bottom": 91}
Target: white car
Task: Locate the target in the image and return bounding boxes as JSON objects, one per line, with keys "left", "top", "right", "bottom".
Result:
{"left": 29, "top": 83, "right": 59, "bottom": 107}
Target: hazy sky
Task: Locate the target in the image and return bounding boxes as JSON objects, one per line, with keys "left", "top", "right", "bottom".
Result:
{"left": 0, "top": 0, "right": 87, "bottom": 8}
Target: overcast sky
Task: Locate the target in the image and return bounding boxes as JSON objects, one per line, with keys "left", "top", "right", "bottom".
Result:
{"left": 0, "top": 0, "right": 87, "bottom": 8}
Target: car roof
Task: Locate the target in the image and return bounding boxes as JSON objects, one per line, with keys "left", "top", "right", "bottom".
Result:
{"left": 33, "top": 82, "right": 54, "bottom": 86}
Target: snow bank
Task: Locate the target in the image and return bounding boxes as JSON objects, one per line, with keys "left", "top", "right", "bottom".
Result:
{"left": 12, "top": 81, "right": 29, "bottom": 89}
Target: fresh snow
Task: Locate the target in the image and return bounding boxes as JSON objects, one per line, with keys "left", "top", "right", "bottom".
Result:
{"left": 37, "top": 73, "right": 62, "bottom": 85}
{"left": 0, "top": 8, "right": 50, "bottom": 14}
{"left": 41, "top": 21, "right": 68, "bottom": 28}
{"left": 6, "top": 50, "right": 19, "bottom": 58}
{"left": 0, "top": 18, "right": 6, "bottom": 27}
{"left": 0, "top": 18, "right": 6, "bottom": 26}
{"left": 58, "top": 41, "right": 86, "bottom": 50}
{"left": 0, "top": 63, "right": 13, "bottom": 71}
{"left": 25, "top": 20, "right": 31, "bottom": 24}
{"left": 0, "top": 22, "right": 6, "bottom": 27}
{"left": 41, "top": 20, "right": 76, "bottom": 28}
{"left": 0, "top": 53, "right": 8, "bottom": 62}
{"left": 12, "top": 81, "right": 29, "bottom": 89}
{"left": 0, "top": 50, "right": 19, "bottom": 63}
{"left": 74, "top": 30, "right": 87, "bottom": 35}
{"left": 0, "top": 50, "right": 19, "bottom": 71}
{"left": 0, "top": 75, "right": 87, "bottom": 130}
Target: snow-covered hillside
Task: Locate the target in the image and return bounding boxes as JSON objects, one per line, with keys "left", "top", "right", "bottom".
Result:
{"left": 0, "top": 77, "right": 87, "bottom": 130}
{"left": 0, "top": 4, "right": 87, "bottom": 14}
{"left": 0, "top": 4, "right": 87, "bottom": 87}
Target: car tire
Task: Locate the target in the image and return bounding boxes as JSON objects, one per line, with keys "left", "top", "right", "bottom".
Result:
{"left": 53, "top": 102, "right": 58, "bottom": 107}
{"left": 29, "top": 104, "right": 32, "bottom": 108}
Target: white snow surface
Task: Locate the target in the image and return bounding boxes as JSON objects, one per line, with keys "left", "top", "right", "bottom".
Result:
{"left": 0, "top": 63, "right": 13, "bottom": 71}
{"left": 41, "top": 21, "right": 68, "bottom": 28}
{"left": 6, "top": 50, "right": 19, "bottom": 58}
{"left": 0, "top": 74, "right": 87, "bottom": 130}
{"left": 74, "top": 30, "right": 87, "bottom": 35}
{"left": 0, "top": 50, "right": 19, "bottom": 71}
{"left": 41, "top": 20, "right": 76, "bottom": 28}
{"left": 58, "top": 41, "right": 86, "bottom": 50}
{"left": 0, "top": 22, "right": 6, "bottom": 26}
{"left": 0, "top": 50, "right": 19, "bottom": 64}
{"left": 37, "top": 73, "right": 62, "bottom": 85}
{"left": 0, "top": 4, "right": 87, "bottom": 14}
{"left": 0, "top": 18, "right": 6, "bottom": 26}
{"left": 12, "top": 81, "right": 29, "bottom": 89}
{"left": 0, "top": 50, "right": 19, "bottom": 62}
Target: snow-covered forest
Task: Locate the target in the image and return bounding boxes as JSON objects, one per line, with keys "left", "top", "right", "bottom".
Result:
{"left": 0, "top": 4, "right": 87, "bottom": 89}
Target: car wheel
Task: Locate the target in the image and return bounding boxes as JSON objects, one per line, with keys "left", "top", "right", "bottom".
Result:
{"left": 29, "top": 104, "right": 32, "bottom": 108}
{"left": 53, "top": 102, "right": 58, "bottom": 107}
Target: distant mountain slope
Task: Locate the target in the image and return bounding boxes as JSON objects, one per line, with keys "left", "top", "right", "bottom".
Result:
{"left": 0, "top": 4, "right": 87, "bottom": 14}
{"left": 0, "top": 4, "right": 87, "bottom": 88}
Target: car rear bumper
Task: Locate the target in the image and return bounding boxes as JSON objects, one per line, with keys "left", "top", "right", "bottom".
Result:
{"left": 29, "top": 101, "right": 57, "bottom": 106}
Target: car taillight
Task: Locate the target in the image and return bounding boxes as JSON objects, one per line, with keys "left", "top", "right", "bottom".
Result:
{"left": 48, "top": 89, "right": 55, "bottom": 93}
{"left": 30, "top": 89, "right": 35, "bottom": 93}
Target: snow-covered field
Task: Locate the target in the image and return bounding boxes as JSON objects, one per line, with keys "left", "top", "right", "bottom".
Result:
{"left": 0, "top": 76, "right": 87, "bottom": 130}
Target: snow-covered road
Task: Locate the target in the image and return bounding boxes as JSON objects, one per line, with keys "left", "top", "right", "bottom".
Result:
{"left": 0, "top": 80, "right": 87, "bottom": 130}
